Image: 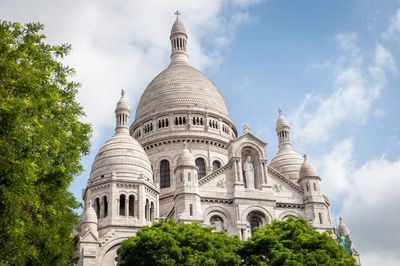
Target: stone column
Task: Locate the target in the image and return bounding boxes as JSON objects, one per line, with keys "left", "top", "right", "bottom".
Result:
{"left": 138, "top": 185, "right": 145, "bottom": 223}
{"left": 233, "top": 159, "right": 238, "bottom": 182}
{"left": 237, "top": 159, "right": 243, "bottom": 183}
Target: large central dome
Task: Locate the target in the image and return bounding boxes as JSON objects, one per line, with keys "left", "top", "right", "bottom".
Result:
{"left": 131, "top": 16, "right": 237, "bottom": 148}
{"left": 134, "top": 61, "right": 230, "bottom": 122}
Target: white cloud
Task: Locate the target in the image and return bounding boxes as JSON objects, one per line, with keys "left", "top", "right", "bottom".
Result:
{"left": 0, "top": 0, "right": 260, "bottom": 145}
{"left": 290, "top": 33, "right": 396, "bottom": 144}
{"left": 382, "top": 9, "right": 400, "bottom": 40}
{"left": 338, "top": 156, "right": 400, "bottom": 265}
{"left": 315, "top": 139, "right": 354, "bottom": 201}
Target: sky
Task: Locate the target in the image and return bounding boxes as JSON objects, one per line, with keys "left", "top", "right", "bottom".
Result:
{"left": 1, "top": 0, "right": 399, "bottom": 265}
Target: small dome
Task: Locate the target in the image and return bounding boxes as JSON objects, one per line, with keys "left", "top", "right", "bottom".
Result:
{"left": 177, "top": 143, "right": 195, "bottom": 167}
{"left": 90, "top": 133, "right": 152, "bottom": 181}
{"left": 337, "top": 217, "right": 351, "bottom": 236}
{"left": 115, "top": 89, "right": 129, "bottom": 113}
{"left": 276, "top": 108, "right": 289, "bottom": 132}
{"left": 171, "top": 18, "right": 187, "bottom": 36}
{"left": 299, "top": 154, "right": 318, "bottom": 178}
{"left": 270, "top": 146, "right": 303, "bottom": 181}
{"left": 81, "top": 202, "right": 97, "bottom": 225}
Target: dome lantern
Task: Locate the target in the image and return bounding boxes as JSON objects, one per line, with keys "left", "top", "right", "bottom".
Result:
{"left": 270, "top": 108, "right": 303, "bottom": 181}
{"left": 115, "top": 89, "right": 130, "bottom": 134}
{"left": 276, "top": 108, "right": 291, "bottom": 147}
{"left": 170, "top": 11, "right": 189, "bottom": 63}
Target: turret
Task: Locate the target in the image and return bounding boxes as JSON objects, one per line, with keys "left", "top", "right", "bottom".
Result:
{"left": 174, "top": 142, "right": 202, "bottom": 223}
{"left": 298, "top": 154, "right": 332, "bottom": 232}
{"left": 80, "top": 200, "right": 99, "bottom": 238}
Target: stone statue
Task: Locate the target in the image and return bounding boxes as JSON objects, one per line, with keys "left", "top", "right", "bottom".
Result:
{"left": 243, "top": 156, "right": 255, "bottom": 188}
{"left": 211, "top": 217, "right": 223, "bottom": 232}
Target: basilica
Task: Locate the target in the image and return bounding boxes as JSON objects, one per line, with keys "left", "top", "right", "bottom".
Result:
{"left": 76, "top": 15, "right": 360, "bottom": 265}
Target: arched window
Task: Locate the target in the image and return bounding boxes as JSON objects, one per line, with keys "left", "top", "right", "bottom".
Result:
{"left": 160, "top": 160, "right": 170, "bottom": 188}
{"left": 150, "top": 202, "right": 155, "bottom": 221}
{"left": 145, "top": 199, "right": 149, "bottom": 220}
{"left": 195, "top": 158, "right": 206, "bottom": 179}
{"left": 119, "top": 194, "right": 126, "bottom": 216}
{"left": 250, "top": 219, "right": 261, "bottom": 236}
{"left": 212, "top": 160, "right": 221, "bottom": 172}
{"left": 189, "top": 204, "right": 193, "bottom": 216}
{"left": 102, "top": 196, "right": 108, "bottom": 218}
{"left": 94, "top": 198, "right": 100, "bottom": 218}
{"left": 129, "top": 195, "right": 135, "bottom": 216}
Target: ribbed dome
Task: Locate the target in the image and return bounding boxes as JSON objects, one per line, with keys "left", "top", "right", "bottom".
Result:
{"left": 270, "top": 146, "right": 303, "bottom": 181}
{"left": 171, "top": 18, "right": 187, "bottom": 35}
{"left": 90, "top": 133, "right": 152, "bottom": 181}
{"left": 81, "top": 203, "right": 98, "bottom": 225}
{"left": 299, "top": 154, "right": 318, "bottom": 178}
{"left": 276, "top": 108, "right": 289, "bottom": 132}
{"left": 134, "top": 61, "right": 231, "bottom": 122}
{"left": 177, "top": 144, "right": 195, "bottom": 167}
{"left": 337, "top": 217, "right": 351, "bottom": 236}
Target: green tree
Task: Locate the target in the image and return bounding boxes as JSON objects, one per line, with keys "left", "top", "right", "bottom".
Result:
{"left": 118, "top": 218, "right": 242, "bottom": 266}
{"left": 239, "top": 217, "right": 357, "bottom": 266}
{"left": 0, "top": 21, "right": 91, "bottom": 265}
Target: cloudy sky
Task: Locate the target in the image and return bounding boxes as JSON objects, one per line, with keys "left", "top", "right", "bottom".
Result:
{"left": 1, "top": 0, "right": 399, "bottom": 265}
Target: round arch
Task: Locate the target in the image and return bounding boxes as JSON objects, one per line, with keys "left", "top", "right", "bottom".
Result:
{"left": 203, "top": 206, "right": 234, "bottom": 227}
{"left": 98, "top": 237, "right": 127, "bottom": 266}
{"left": 240, "top": 205, "right": 273, "bottom": 224}
{"left": 277, "top": 211, "right": 303, "bottom": 221}
{"left": 237, "top": 142, "right": 265, "bottom": 159}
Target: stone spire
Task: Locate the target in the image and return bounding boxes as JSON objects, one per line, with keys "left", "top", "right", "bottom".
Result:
{"left": 170, "top": 11, "right": 189, "bottom": 63}
{"left": 276, "top": 108, "right": 291, "bottom": 148}
{"left": 115, "top": 89, "right": 130, "bottom": 134}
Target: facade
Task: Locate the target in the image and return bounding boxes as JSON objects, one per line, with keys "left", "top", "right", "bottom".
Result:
{"left": 76, "top": 15, "right": 360, "bottom": 265}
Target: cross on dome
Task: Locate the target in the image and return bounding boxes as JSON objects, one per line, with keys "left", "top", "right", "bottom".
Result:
{"left": 174, "top": 10, "right": 181, "bottom": 19}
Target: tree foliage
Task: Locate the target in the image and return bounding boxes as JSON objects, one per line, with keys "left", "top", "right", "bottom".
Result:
{"left": 0, "top": 21, "right": 91, "bottom": 265}
{"left": 118, "top": 218, "right": 242, "bottom": 266}
{"left": 119, "top": 218, "right": 356, "bottom": 266}
{"left": 239, "top": 217, "right": 357, "bottom": 265}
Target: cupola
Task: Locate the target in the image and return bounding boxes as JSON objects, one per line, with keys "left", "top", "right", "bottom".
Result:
{"left": 170, "top": 10, "right": 188, "bottom": 63}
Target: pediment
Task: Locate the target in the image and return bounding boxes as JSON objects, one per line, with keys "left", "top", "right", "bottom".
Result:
{"left": 80, "top": 229, "right": 100, "bottom": 243}
{"left": 267, "top": 165, "right": 303, "bottom": 195}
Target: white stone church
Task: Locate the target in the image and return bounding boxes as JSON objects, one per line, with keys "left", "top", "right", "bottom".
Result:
{"left": 76, "top": 15, "right": 360, "bottom": 265}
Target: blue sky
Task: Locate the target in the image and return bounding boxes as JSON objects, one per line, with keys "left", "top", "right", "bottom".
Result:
{"left": 1, "top": 0, "right": 399, "bottom": 265}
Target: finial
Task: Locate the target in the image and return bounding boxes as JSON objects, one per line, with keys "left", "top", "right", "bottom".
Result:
{"left": 121, "top": 89, "right": 125, "bottom": 97}
{"left": 278, "top": 108, "right": 282, "bottom": 115}
{"left": 243, "top": 124, "right": 251, "bottom": 134}
{"left": 339, "top": 216, "right": 343, "bottom": 222}
{"left": 174, "top": 10, "right": 181, "bottom": 19}
{"left": 303, "top": 153, "right": 307, "bottom": 160}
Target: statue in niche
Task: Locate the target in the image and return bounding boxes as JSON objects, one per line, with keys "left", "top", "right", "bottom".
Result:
{"left": 211, "top": 216, "right": 223, "bottom": 232}
{"left": 243, "top": 156, "right": 255, "bottom": 189}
